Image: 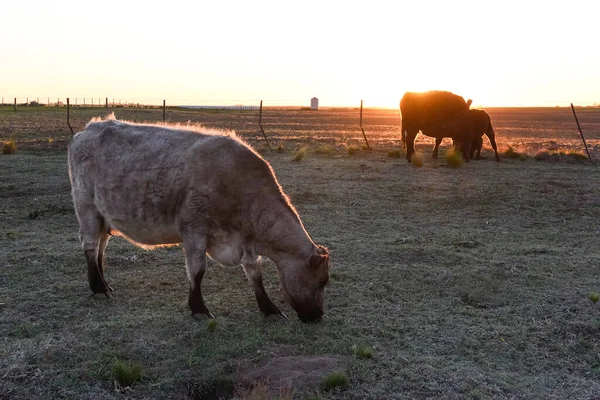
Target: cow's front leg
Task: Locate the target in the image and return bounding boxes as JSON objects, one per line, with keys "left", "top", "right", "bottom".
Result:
{"left": 406, "top": 131, "right": 418, "bottom": 162}
{"left": 432, "top": 137, "right": 443, "bottom": 159}
{"left": 243, "top": 261, "right": 287, "bottom": 320}
{"left": 183, "top": 235, "right": 214, "bottom": 320}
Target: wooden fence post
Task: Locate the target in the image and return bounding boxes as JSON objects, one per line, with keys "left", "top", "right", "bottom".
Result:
{"left": 163, "top": 100, "right": 166, "bottom": 121}
{"left": 67, "top": 98, "right": 74, "bottom": 134}
{"left": 360, "top": 100, "right": 372, "bottom": 151}
{"left": 571, "top": 103, "right": 592, "bottom": 160}
{"left": 259, "top": 100, "right": 272, "bottom": 151}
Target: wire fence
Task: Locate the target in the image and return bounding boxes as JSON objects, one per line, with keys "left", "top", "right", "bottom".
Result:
{"left": 2, "top": 95, "right": 600, "bottom": 159}
{"left": 0, "top": 97, "right": 319, "bottom": 111}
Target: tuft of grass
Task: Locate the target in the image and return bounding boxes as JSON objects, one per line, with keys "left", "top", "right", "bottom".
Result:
{"left": 411, "top": 152, "right": 423, "bottom": 167}
{"left": 6, "top": 230, "right": 23, "bottom": 239}
{"left": 2, "top": 140, "right": 17, "bottom": 154}
{"left": 112, "top": 359, "right": 143, "bottom": 387}
{"left": 322, "top": 371, "right": 349, "bottom": 391}
{"left": 352, "top": 344, "right": 374, "bottom": 359}
{"left": 346, "top": 145, "right": 360, "bottom": 156}
{"left": 502, "top": 146, "right": 522, "bottom": 159}
{"left": 535, "top": 149, "right": 587, "bottom": 162}
{"left": 445, "top": 148, "right": 464, "bottom": 168}
{"left": 387, "top": 149, "right": 402, "bottom": 158}
{"left": 315, "top": 144, "right": 335, "bottom": 155}
{"left": 567, "top": 151, "right": 587, "bottom": 160}
{"left": 292, "top": 147, "right": 307, "bottom": 162}
{"left": 207, "top": 319, "right": 218, "bottom": 332}
{"left": 534, "top": 151, "right": 554, "bottom": 162}
{"left": 277, "top": 143, "right": 285, "bottom": 153}
{"left": 588, "top": 292, "right": 600, "bottom": 303}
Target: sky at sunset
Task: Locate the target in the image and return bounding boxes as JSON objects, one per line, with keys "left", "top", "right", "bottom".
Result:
{"left": 2, "top": 0, "right": 599, "bottom": 108}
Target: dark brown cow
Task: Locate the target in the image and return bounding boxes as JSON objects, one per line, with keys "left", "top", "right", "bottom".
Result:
{"left": 424, "top": 109, "right": 500, "bottom": 162}
{"left": 400, "top": 90, "right": 472, "bottom": 162}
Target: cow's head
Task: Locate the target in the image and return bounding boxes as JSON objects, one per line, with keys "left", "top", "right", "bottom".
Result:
{"left": 277, "top": 245, "right": 330, "bottom": 322}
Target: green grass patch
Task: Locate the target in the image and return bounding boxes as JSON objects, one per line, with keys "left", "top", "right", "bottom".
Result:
{"left": 112, "top": 359, "right": 143, "bottom": 387}
{"left": 5, "top": 230, "right": 23, "bottom": 239}
{"left": 207, "top": 319, "right": 218, "bottom": 332}
{"left": 588, "top": 292, "right": 600, "bottom": 303}
{"left": 352, "top": 344, "right": 374, "bottom": 359}
{"left": 322, "top": 371, "right": 349, "bottom": 391}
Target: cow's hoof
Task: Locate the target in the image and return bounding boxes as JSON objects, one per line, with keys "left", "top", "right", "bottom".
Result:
{"left": 90, "top": 291, "right": 112, "bottom": 300}
{"left": 264, "top": 310, "right": 288, "bottom": 321}
{"left": 192, "top": 312, "right": 215, "bottom": 321}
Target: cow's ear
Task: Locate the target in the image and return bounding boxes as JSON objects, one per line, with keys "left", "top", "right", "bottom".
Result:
{"left": 309, "top": 254, "right": 328, "bottom": 268}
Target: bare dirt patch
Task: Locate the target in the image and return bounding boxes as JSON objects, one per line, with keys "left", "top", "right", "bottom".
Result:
{"left": 235, "top": 355, "right": 344, "bottom": 396}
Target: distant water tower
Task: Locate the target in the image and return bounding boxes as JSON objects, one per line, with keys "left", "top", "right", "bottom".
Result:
{"left": 311, "top": 97, "right": 319, "bottom": 110}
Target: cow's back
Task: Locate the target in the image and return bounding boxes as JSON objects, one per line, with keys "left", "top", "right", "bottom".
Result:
{"left": 401, "top": 91, "right": 470, "bottom": 129}
{"left": 67, "top": 118, "right": 260, "bottom": 245}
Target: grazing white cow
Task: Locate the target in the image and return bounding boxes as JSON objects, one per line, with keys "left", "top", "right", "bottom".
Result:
{"left": 68, "top": 114, "right": 330, "bottom": 322}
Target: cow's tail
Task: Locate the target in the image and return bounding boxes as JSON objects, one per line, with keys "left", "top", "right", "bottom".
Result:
{"left": 485, "top": 116, "right": 500, "bottom": 161}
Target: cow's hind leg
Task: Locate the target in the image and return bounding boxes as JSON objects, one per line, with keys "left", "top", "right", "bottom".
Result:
{"left": 432, "top": 137, "right": 443, "bottom": 159}
{"left": 473, "top": 137, "right": 483, "bottom": 160}
{"left": 243, "top": 261, "right": 287, "bottom": 320}
{"left": 97, "top": 231, "right": 113, "bottom": 292}
{"left": 486, "top": 130, "right": 500, "bottom": 161}
{"left": 406, "top": 130, "right": 418, "bottom": 162}
{"left": 78, "top": 212, "right": 112, "bottom": 297}
{"left": 183, "top": 234, "right": 214, "bottom": 320}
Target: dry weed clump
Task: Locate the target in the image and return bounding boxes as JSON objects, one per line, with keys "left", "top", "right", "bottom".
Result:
{"left": 2, "top": 140, "right": 17, "bottom": 154}
{"left": 276, "top": 143, "right": 285, "bottom": 153}
{"left": 411, "top": 152, "right": 424, "bottom": 167}
{"left": 445, "top": 148, "right": 464, "bottom": 168}
{"left": 387, "top": 149, "right": 403, "bottom": 158}
{"left": 502, "top": 146, "right": 527, "bottom": 160}
{"left": 292, "top": 147, "right": 307, "bottom": 161}
{"left": 534, "top": 149, "right": 588, "bottom": 162}
{"left": 346, "top": 145, "right": 360, "bottom": 155}
{"left": 315, "top": 144, "right": 335, "bottom": 155}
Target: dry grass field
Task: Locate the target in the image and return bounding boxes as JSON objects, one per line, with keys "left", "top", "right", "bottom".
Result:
{"left": 2, "top": 106, "right": 600, "bottom": 399}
